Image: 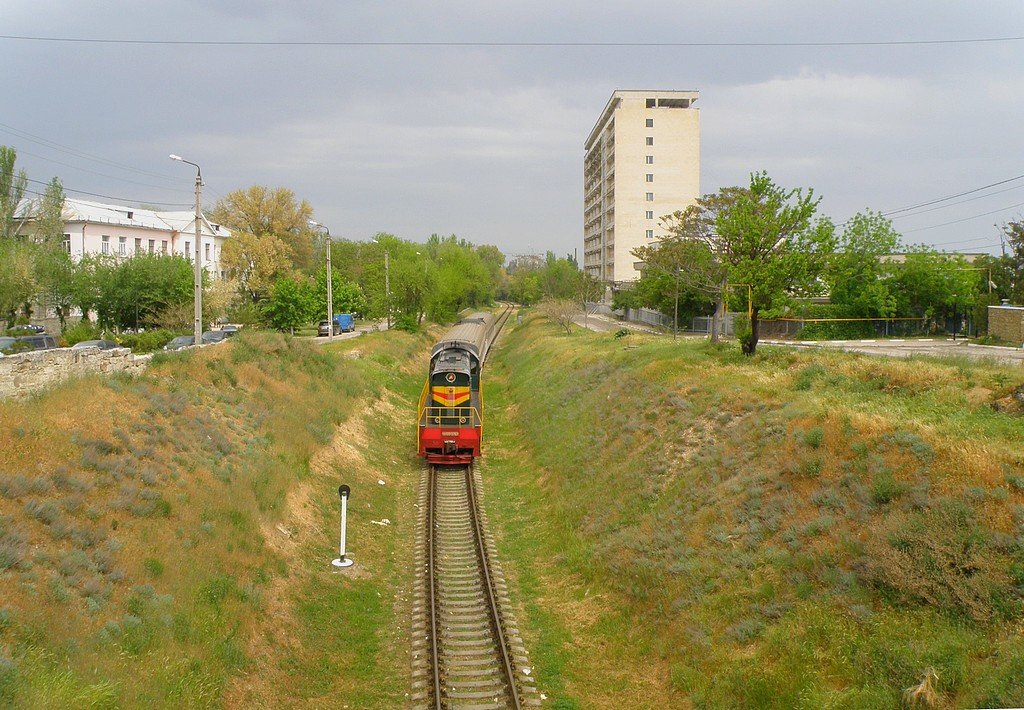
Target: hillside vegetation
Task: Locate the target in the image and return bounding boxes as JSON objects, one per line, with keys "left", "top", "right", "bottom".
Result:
{"left": 482, "top": 315, "right": 1024, "bottom": 709}
{"left": 0, "top": 331, "right": 435, "bottom": 707}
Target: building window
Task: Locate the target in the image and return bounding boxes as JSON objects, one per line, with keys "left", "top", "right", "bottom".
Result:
{"left": 101, "top": 235, "right": 110, "bottom": 255}
{"left": 118, "top": 236, "right": 126, "bottom": 255}
{"left": 62, "top": 233, "right": 71, "bottom": 253}
{"left": 205, "top": 243, "right": 210, "bottom": 261}
{"left": 646, "top": 136, "right": 654, "bottom": 146}
{"left": 161, "top": 240, "right": 168, "bottom": 254}
{"left": 646, "top": 98, "right": 656, "bottom": 108}
{"left": 646, "top": 211, "right": 654, "bottom": 219}
{"left": 185, "top": 241, "right": 191, "bottom": 259}
{"left": 135, "top": 238, "right": 142, "bottom": 254}
{"left": 646, "top": 229, "right": 654, "bottom": 238}
{"left": 645, "top": 192, "right": 654, "bottom": 202}
{"left": 645, "top": 118, "right": 654, "bottom": 128}
{"left": 645, "top": 155, "right": 654, "bottom": 164}
{"left": 645, "top": 174, "right": 654, "bottom": 182}
{"left": 148, "top": 239, "right": 155, "bottom": 253}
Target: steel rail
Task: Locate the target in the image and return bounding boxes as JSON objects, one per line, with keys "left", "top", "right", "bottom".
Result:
{"left": 427, "top": 464, "right": 442, "bottom": 709}
{"left": 466, "top": 462, "right": 522, "bottom": 709}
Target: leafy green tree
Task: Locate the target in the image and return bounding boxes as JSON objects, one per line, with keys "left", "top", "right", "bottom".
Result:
{"left": 314, "top": 267, "right": 368, "bottom": 318}
{"left": 92, "top": 254, "right": 194, "bottom": 330}
{"left": 508, "top": 269, "right": 541, "bottom": 305}
{"left": 999, "top": 220, "right": 1024, "bottom": 303}
{"left": 829, "top": 210, "right": 901, "bottom": 318}
{"left": 714, "top": 172, "right": 835, "bottom": 354}
{"left": 33, "top": 178, "right": 73, "bottom": 328}
{"left": 263, "top": 276, "right": 318, "bottom": 333}
{"left": 0, "top": 145, "right": 27, "bottom": 239}
{"left": 888, "top": 247, "right": 978, "bottom": 324}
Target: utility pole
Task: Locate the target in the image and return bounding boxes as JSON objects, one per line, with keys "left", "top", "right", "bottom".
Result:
{"left": 170, "top": 154, "right": 203, "bottom": 345}
{"left": 384, "top": 248, "right": 391, "bottom": 330}
{"left": 310, "top": 221, "right": 333, "bottom": 341}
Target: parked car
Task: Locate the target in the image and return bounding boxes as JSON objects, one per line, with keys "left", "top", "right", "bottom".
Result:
{"left": 71, "top": 339, "right": 121, "bottom": 350}
{"left": 219, "top": 325, "right": 240, "bottom": 338}
{"left": 318, "top": 320, "right": 341, "bottom": 337}
{"left": 201, "top": 330, "right": 228, "bottom": 344}
{"left": 333, "top": 313, "right": 355, "bottom": 333}
{"left": 163, "top": 335, "right": 195, "bottom": 351}
{"left": 6, "top": 324, "right": 46, "bottom": 335}
{"left": 13, "top": 334, "right": 58, "bottom": 352}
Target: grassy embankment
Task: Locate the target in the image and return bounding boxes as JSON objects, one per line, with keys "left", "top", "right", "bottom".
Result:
{"left": 481, "top": 314, "right": 1024, "bottom": 709}
{"left": 0, "top": 330, "right": 435, "bottom": 708}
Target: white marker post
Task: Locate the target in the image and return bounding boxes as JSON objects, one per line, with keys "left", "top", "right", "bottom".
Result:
{"left": 332, "top": 484, "right": 354, "bottom": 569}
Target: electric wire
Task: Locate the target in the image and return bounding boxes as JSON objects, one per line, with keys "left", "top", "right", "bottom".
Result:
{"left": 902, "top": 200, "right": 1024, "bottom": 233}
{"left": 1, "top": 34, "right": 1023, "bottom": 48}
{"left": 882, "top": 173, "right": 1024, "bottom": 216}
{"left": 0, "top": 122, "right": 183, "bottom": 184}
{"left": 21, "top": 177, "right": 191, "bottom": 208}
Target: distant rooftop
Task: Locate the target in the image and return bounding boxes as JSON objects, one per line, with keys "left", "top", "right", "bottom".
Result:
{"left": 586, "top": 89, "right": 699, "bottom": 150}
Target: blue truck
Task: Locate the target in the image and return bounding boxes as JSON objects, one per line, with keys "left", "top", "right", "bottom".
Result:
{"left": 333, "top": 313, "right": 355, "bottom": 333}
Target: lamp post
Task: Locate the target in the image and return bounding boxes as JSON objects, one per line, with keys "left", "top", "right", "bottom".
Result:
{"left": 169, "top": 154, "right": 203, "bottom": 345}
{"left": 309, "top": 220, "right": 333, "bottom": 341}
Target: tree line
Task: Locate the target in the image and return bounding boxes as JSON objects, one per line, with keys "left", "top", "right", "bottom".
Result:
{"left": 1, "top": 145, "right": 591, "bottom": 337}
{"left": 621, "top": 172, "right": 1023, "bottom": 354}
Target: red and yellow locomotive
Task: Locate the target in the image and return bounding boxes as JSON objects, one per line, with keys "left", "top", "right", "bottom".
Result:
{"left": 417, "top": 312, "right": 498, "bottom": 464}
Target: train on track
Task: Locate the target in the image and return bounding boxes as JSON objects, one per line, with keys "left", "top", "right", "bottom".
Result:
{"left": 417, "top": 309, "right": 505, "bottom": 464}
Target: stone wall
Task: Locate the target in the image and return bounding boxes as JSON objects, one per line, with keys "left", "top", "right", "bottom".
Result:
{"left": 988, "top": 305, "right": 1024, "bottom": 345}
{"left": 0, "top": 347, "right": 152, "bottom": 399}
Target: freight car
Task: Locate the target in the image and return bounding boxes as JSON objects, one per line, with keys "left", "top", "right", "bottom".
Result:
{"left": 417, "top": 311, "right": 500, "bottom": 464}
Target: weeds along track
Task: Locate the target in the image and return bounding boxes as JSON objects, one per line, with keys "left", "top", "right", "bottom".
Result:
{"left": 412, "top": 465, "right": 538, "bottom": 709}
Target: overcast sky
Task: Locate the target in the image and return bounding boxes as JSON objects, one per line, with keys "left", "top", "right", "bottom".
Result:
{"left": 2, "top": 1, "right": 1023, "bottom": 258}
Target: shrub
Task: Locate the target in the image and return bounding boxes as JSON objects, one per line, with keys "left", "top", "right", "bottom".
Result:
{"left": 803, "top": 427, "right": 825, "bottom": 449}
{"left": 62, "top": 320, "right": 103, "bottom": 346}
{"left": 793, "top": 363, "right": 827, "bottom": 391}
{"left": 871, "top": 472, "right": 907, "bottom": 505}
{"left": 117, "top": 329, "right": 176, "bottom": 353}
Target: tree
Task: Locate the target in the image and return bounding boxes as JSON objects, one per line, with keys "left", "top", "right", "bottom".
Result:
{"left": 714, "top": 172, "right": 835, "bottom": 354}
{"left": 314, "top": 267, "right": 368, "bottom": 318}
{"left": 999, "top": 220, "right": 1024, "bottom": 303}
{"left": 829, "top": 210, "right": 901, "bottom": 317}
{"left": 221, "top": 231, "right": 294, "bottom": 302}
{"left": 263, "top": 276, "right": 318, "bottom": 334}
{"left": 888, "top": 247, "right": 978, "bottom": 325}
{"left": 210, "top": 185, "right": 316, "bottom": 271}
{"left": 537, "top": 297, "right": 580, "bottom": 335}
{"left": 0, "top": 145, "right": 28, "bottom": 239}
{"left": 33, "top": 178, "right": 73, "bottom": 328}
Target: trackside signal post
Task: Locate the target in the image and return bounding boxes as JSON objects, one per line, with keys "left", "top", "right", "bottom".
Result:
{"left": 332, "top": 484, "right": 354, "bottom": 569}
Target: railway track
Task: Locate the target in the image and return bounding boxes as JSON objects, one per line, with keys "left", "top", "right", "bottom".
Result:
{"left": 411, "top": 304, "right": 538, "bottom": 708}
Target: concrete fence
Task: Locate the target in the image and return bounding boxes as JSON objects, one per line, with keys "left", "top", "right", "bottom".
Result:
{"left": 0, "top": 347, "right": 152, "bottom": 400}
{"left": 988, "top": 305, "right": 1024, "bottom": 346}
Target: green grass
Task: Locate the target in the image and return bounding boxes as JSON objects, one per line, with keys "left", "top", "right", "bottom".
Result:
{"left": 0, "top": 329, "right": 434, "bottom": 707}
{"left": 479, "top": 314, "right": 1024, "bottom": 708}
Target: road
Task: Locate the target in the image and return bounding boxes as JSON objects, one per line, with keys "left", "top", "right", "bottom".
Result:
{"left": 574, "top": 313, "right": 1024, "bottom": 365}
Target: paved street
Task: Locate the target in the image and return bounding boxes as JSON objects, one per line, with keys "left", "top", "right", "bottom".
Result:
{"left": 574, "top": 313, "right": 1024, "bottom": 366}
{"left": 760, "top": 338, "right": 1024, "bottom": 365}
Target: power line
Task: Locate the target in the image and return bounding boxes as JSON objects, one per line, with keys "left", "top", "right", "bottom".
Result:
{"left": 12, "top": 146, "right": 193, "bottom": 194}
{"left": 888, "top": 182, "right": 1024, "bottom": 220}
{"left": 902, "top": 200, "right": 1024, "bottom": 233}
{"left": 2, "top": 33, "right": 1023, "bottom": 48}
{"left": 883, "top": 173, "right": 1024, "bottom": 216}
{"left": 22, "top": 176, "right": 191, "bottom": 207}
{"left": 0, "top": 122, "right": 182, "bottom": 184}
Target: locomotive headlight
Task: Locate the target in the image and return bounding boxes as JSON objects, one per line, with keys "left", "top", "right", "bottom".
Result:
{"left": 460, "top": 416, "right": 467, "bottom": 424}
{"left": 434, "top": 417, "right": 440, "bottom": 423}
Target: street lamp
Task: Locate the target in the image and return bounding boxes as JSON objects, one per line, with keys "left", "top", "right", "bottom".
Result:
{"left": 169, "top": 154, "right": 203, "bottom": 345}
{"left": 309, "top": 220, "right": 333, "bottom": 341}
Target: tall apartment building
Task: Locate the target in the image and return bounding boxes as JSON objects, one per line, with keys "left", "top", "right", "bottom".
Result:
{"left": 583, "top": 90, "right": 700, "bottom": 287}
